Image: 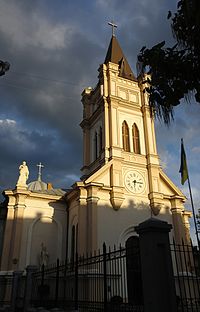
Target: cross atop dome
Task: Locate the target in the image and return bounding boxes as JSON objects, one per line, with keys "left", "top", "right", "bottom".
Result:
{"left": 37, "top": 162, "right": 44, "bottom": 182}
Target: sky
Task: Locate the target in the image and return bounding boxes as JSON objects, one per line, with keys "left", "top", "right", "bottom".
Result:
{"left": 0, "top": 0, "right": 199, "bottom": 235}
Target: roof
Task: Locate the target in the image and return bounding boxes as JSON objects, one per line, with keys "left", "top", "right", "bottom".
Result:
{"left": 31, "top": 188, "right": 66, "bottom": 196}
{"left": 104, "top": 35, "right": 137, "bottom": 81}
{"left": 27, "top": 180, "right": 48, "bottom": 192}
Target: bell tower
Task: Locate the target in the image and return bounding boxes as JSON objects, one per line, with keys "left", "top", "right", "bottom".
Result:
{"left": 66, "top": 30, "right": 191, "bottom": 254}
{"left": 80, "top": 32, "right": 163, "bottom": 212}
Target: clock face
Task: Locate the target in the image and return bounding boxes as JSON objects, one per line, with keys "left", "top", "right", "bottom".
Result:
{"left": 124, "top": 170, "right": 145, "bottom": 194}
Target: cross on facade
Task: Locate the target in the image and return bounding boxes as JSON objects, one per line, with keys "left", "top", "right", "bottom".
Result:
{"left": 108, "top": 21, "right": 117, "bottom": 36}
{"left": 37, "top": 162, "right": 44, "bottom": 181}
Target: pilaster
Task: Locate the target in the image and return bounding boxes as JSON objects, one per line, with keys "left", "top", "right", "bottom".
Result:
{"left": 77, "top": 187, "right": 87, "bottom": 255}
{"left": 86, "top": 184, "right": 100, "bottom": 253}
{"left": 171, "top": 197, "right": 186, "bottom": 244}
{"left": 2, "top": 188, "right": 29, "bottom": 270}
{"left": 0, "top": 194, "right": 15, "bottom": 270}
{"left": 110, "top": 162, "right": 124, "bottom": 210}
{"left": 182, "top": 210, "right": 192, "bottom": 244}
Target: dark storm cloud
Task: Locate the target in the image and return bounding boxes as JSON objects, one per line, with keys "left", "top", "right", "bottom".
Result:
{"left": 0, "top": 0, "right": 104, "bottom": 191}
{"left": 95, "top": 0, "right": 177, "bottom": 68}
{"left": 0, "top": 0, "right": 199, "bottom": 211}
{"left": 0, "top": 6, "right": 102, "bottom": 136}
{"left": 0, "top": 119, "right": 81, "bottom": 189}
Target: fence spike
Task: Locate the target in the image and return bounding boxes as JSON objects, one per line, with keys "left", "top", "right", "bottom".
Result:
{"left": 103, "top": 242, "right": 106, "bottom": 254}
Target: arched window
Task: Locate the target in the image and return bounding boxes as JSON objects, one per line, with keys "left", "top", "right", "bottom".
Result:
{"left": 94, "top": 131, "right": 98, "bottom": 160}
{"left": 71, "top": 224, "right": 78, "bottom": 265}
{"left": 99, "top": 126, "right": 103, "bottom": 154}
{"left": 122, "top": 121, "right": 130, "bottom": 152}
{"left": 132, "top": 123, "right": 140, "bottom": 154}
{"left": 71, "top": 225, "right": 75, "bottom": 264}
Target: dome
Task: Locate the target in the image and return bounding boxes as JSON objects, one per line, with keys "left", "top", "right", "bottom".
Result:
{"left": 27, "top": 180, "right": 48, "bottom": 191}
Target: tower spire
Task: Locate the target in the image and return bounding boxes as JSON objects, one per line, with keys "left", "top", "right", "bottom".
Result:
{"left": 104, "top": 34, "right": 136, "bottom": 81}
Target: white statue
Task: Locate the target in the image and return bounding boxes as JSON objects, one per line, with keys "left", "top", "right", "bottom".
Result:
{"left": 16, "top": 161, "right": 29, "bottom": 186}
{"left": 39, "top": 242, "right": 49, "bottom": 267}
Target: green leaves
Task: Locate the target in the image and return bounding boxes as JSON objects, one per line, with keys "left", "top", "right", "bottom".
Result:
{"left": 138, "top": 0, "right": 200, "bottom": 124}
{"left": 167, "top": 11, "right": 172, "bottom": 19}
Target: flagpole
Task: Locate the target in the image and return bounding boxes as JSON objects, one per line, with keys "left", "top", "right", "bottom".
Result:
{"left": 179, "top": 138, "right": 200, "bottom": 250}
{"left": 187, "top": 175, "right": 200, "bottom": 250}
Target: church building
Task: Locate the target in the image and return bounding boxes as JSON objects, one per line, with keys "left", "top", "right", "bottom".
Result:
{"left": 65, "top": 33, "right": 191, "bottom": 257}
{"left": 0, "top": 32, "right": 191, "bottom": 272}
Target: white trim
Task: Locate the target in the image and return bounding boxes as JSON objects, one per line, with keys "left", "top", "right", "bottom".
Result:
{"left": 118, "top": 225, "right": 138, "bottom": 247}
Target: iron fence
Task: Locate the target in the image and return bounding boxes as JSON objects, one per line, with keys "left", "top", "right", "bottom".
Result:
{"left": 171, "top": 240, "right": 200, "bottom": 311}
{"left": 31, "top": 243, "right": 144, "bottom": 311}
{"left": 0, "top": 274, "right": 13, "bottom": 308}
{"left": 2, "top": 240, "right": 199, "bottom": 312}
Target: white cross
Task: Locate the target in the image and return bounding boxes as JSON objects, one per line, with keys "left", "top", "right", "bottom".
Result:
{"left": 108, "top": 21, "right": 117, "bottom": 36}
{"left": 37, "top": 162, "right": 44, "bottom": 181}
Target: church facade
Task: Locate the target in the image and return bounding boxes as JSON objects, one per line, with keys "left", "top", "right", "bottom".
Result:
{"left": 0, "top": 167, "right": 67, "bottom": 271}
{"left": 0, "top": 34, "right": 191, "bottom": 271}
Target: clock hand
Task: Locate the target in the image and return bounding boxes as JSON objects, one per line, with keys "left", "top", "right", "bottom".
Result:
{"left": 132, "top": 180, "right": 143, "bottom": 184}
{"left": 133, "top": 180, "right": 136, "bottom": 190}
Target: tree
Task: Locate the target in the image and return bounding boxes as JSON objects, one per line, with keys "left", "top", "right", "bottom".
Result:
{"left": 137, "top": 0, "right": 200, "bottom": 124}
{"left": 0, "top": 60, "right": 10, "bottom": 77}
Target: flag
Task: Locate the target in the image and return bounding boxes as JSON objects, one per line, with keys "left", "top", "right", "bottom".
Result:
{"left": 179, "top": 138, "right": 188, "bottom": 185}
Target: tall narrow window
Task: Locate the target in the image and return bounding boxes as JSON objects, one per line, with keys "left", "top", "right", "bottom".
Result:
{"left": 71, "top": 225, "right": 75, "bottom": 265}
{"left": 94, "top": 131, "right": 98, "bottom": 160}
{"left": 122, "top": 121, "right": 130, "bottom": 152}
{"left": 99, "top": 126, "right": 103, "bottom": 154}
{"left": 76, "top": 224, "right": 78, "bottom": 254}
{"left": 132, "top": 123, "right": 140, "bottom": 154}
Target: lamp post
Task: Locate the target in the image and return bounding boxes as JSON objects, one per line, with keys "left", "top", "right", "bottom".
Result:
{"left": 0, "top": 60, "right": 10, "bottom": 76}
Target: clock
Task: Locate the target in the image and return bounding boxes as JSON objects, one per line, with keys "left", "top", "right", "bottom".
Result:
{"left": 124, "top": 170, "right": 145, "bottom": 194}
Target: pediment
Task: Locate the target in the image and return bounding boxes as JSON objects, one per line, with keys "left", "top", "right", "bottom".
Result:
{"left": 159, "top": 169, "right": 185, "bottom": 199}
{"left": 84, "top": 160, "right": 113, "bottom": 187}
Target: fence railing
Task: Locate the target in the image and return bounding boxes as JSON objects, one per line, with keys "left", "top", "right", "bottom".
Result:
{"left": 1, "top": 239, "right": 200, "bottom": 312}
{"left": 171, "top": 240, "right": 200, "bottom": 311}
{"left": 31, "top": 243, "right": 144, "bottom": 311}
{"left": 0, "top": 274, "right": 13, "bottom": 307}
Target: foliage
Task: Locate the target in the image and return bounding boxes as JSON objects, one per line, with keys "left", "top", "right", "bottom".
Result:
{"left": 137, "top": 0, "right": 200, "bottom": 124}
{"left": 0, "top": 60, "right": 10, "bottom": 77}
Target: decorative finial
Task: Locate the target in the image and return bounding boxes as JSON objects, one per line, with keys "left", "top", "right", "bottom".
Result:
{"left": 108, "top": 21, "right": 117, "bottom": 36}
{"left": 37, "top": 162, "right": 44, "bottom": 182}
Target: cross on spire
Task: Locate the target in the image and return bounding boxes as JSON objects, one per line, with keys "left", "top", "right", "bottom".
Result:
{"left": 108, "top": 21, "right": 117, "bottom": 36}
{"left": 37, "top": 162, "right": 44, "bottom": 181}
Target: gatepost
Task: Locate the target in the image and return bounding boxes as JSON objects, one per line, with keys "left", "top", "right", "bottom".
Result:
{"left": 24, "top": 265, "right": 38, "bottom": 312}
{"left": 135, "top": 218, "right": 177, "bottom": 312}
{"left": 11, "top": 270, "right": 23, "bottom": 312}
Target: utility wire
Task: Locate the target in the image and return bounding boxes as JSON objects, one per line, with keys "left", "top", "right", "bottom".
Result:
{"left": 0, "top": 81, "right": 78, "bottom": 100}
{"left": 9, "top": 70, "right": 86, "bottom": 87}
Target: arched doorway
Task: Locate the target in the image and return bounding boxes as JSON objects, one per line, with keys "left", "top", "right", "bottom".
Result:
{"left": 126, "top": 236, "right": 143, "bottom": 305}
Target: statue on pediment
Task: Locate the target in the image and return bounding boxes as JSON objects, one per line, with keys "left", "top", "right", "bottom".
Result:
{"left": 16, "top": 161, "right": 29, "bottom": 187}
